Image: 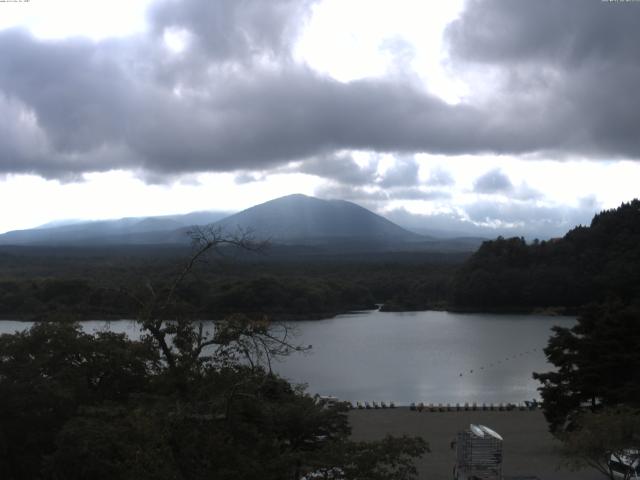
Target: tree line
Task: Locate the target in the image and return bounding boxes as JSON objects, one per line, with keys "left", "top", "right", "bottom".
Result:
{"left": 0, "top": 255, "right": 459, "bottom": 320}
{"left": 452, "top": 200, "right": 640, "bottom": 311}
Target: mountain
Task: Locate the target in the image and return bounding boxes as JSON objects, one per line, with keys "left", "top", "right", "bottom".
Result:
{"left": 212, "top": 194, "right": 422, "bottom": 245}
{"left": 0, "top": 194, "right": 482, "bottom": 253}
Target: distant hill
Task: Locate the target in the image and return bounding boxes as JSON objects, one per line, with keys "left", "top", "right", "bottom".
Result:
{"left": 0, "top": 194, "right": 483, "bottom": 253}
{"left": 451, "top": 199, "right": 640, "bottom": 310}
{"left": 0, "top": 211, "right": 230, "bottom": 246}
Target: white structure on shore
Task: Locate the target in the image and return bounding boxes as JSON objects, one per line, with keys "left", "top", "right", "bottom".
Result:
{"left": 454, "top": 424, "right": 503, "bottom": 480}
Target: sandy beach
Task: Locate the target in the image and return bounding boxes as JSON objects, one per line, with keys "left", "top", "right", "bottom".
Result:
{"left": 349, "top": 408, "right": 602, "bottom": 480}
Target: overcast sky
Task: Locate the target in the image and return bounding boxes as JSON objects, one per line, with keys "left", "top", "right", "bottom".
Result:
{"left": 1, "top": 0, "right": 639, "bottom": 238}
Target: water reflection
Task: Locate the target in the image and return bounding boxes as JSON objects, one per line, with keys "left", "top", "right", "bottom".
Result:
{"left": 0, "top": 310, "right": 573, "bottom": 404}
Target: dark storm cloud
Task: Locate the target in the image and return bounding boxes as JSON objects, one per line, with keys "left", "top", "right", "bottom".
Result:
{"left": 473, "top": 168, "right": 513, "bottom": 194}
{"left": 0, "top": 31, "right": 134, "bottom": 154}
{"left": 1, "top": 0, "right": 639, "bottom": 180}
{"left": 447, "top": 0, "right": 639, "bottom": 67}
{"left": 446, "top": 0, "right": 640, "bottom": 159}
{"left": 0, "top": 27, "right": 496, "bottom": 177}
{"left": 0, "top": 30, "right": 142, "bottom": 176}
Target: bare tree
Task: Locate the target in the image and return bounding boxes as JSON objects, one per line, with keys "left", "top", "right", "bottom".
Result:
{"left": 126, "top": 225, "right": 308, "bottom": 385}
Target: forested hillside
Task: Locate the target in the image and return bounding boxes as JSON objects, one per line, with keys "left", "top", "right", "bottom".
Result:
{"left": 452, "top": 200, "right": 640, "bottom": 310}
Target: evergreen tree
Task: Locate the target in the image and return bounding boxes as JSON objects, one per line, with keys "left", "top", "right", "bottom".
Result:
{"left": 534, "top": 303, "right": 640, "bottom": 433}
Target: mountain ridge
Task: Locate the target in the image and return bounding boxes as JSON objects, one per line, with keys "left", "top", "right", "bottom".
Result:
{"left": 0, "top": 194, "right": 483, "bottom": 252}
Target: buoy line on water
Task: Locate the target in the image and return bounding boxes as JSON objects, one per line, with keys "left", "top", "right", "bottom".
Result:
{"left": 457, "top": 348, "right": 540, "bottom": 378}
{"left": 349, "top": 401, "right": 541, "bottom": 412}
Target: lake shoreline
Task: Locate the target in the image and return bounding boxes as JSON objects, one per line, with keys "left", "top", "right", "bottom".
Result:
{"left": 0, "top": 304, "right": 578, "bottom": 323}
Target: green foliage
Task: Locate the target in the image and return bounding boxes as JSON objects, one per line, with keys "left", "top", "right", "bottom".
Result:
{"left": 533, "top": 303, "right": 640, "bottom": 433}
{"left": 0, "top": 253, "right": 462, "bottom": 320}
{"left": 340, "top": 435, "right": 429, "bottom": 480}
{"left": 205, "top": 275, "right": 376, "bottom": 318}
{"left": 0, "top": 322, "right": 158, "bottom": 479}
{"left": 452, "top": 200, "right": 640, "bottom": 309}
{"left": 0, "top": 321, "right": 427, "bottom": 480}
{"left": 559, "top": 407, "right": 640, "bottom": 480}
{"left": 0, "top": 278, "right": 136, "bottom": 319}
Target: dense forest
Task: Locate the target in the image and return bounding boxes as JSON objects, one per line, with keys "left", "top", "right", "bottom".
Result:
{"left": 0, "top": 248, "right": 462, "bottom": 320}
{"left": 452, "top": 200, "right": 640, "bottom": 312}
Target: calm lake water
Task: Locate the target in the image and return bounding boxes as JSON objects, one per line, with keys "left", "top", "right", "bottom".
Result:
{"left": 0, "top": 310, "right": 573, "bottom": 404}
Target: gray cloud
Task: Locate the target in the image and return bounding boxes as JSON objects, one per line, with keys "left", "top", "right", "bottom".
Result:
{"left": 473, "top": 168, "right": 513, "bottom": 193}
{"left": 388, "top": 195, "right": 600, "bottom": 240}
{"left": 513, "top": 182, "right": 543, "bottom": 201}
{"left": 427, "top": 167, "right": 455, "bottom": 186}
{"left": 447, "top": 0, "right": 639, "bottom": 67}
{"left": 446, "top": 0, "right": 640, "bottom": 160}
{"left": 149, "top": 0, "right": 315, "bottom": 63}
{"left": 472, "top": 170, "right": 542, "bottom": 200}
{"left": 297, "top": 154, "right": 377, "bottom": 186}
{"left": 378, "top": 157, "right": 420, "bottom": 187}
{"left": 272, "top": 153, "right": 420, "bottom": 189}
{"left": 314, "top": 184, "right": 389, "bottom": 212}
{"left": 0, "top": 0, "right": 639, "bottom": 180}
{"left": 0, "top": 31, "right": 141, "bottom": 153}
{"left": 388, "top": 187, "right": 450, "bottom": 201}
{"left": 386, "top": 208, "right": 487, "bottom": 238}
{"left": 0, "top": 28, "right": 495, "bottom": 177}
{"left": 234, "top": 172, "right": 265, "bottom": 184}
{"left": 464, "top": 197, "right": 599, "bottom": 237}
{"left": 315, "top": 181, "right": 450, "bottom": 208}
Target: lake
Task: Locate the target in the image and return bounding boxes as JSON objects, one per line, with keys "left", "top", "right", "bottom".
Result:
{"left": 0, "top": 310, "right": 573, "bottom": 405}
